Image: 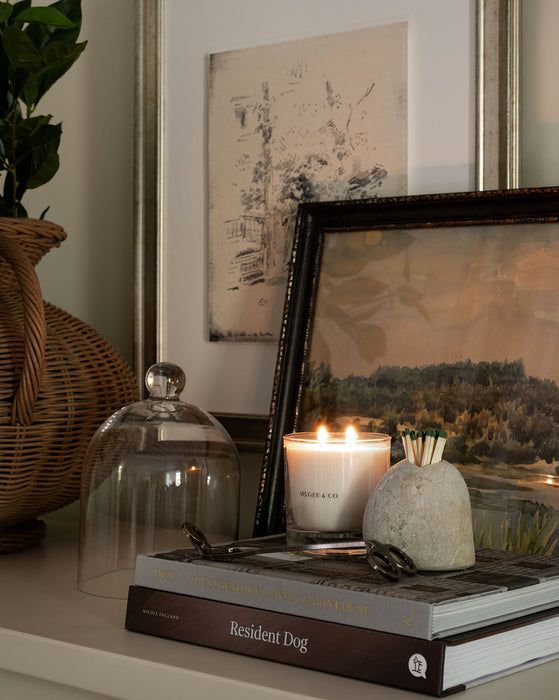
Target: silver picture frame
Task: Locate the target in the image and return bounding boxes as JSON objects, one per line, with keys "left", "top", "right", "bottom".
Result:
{"left": 134, "top": 0, "right": 163, "bottom": 388}
{"left": 476, "top": 0, "right": 520, "bottom": 190}
{"left": 133, "top": 0, "right": 521, "bottom": 406}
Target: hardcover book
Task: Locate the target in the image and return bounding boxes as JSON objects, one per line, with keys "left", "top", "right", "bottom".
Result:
{"left": 125, "top": 585, "right": 559, "bottom": 697}
{"left": 134, "top": 544, "right": 559, "bottom": 640}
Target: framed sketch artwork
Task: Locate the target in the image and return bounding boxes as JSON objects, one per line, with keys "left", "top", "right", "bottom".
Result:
{"left": 135, "top": 0, "right": 519, "bottom": 418}
{"left": 208, "top": 24, "right": 407, "bottom": 342}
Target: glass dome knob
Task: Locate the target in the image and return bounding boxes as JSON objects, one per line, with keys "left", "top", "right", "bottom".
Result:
{"left": 145, "top": 362, "right": 186, "bottom": 399}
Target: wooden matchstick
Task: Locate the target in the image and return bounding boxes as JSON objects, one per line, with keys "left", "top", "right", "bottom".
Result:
{"left": 401, "top": 430, "right": 409, "bottom": 460}
{"left": 421, "top": 429, "right": 435, "bottom": 466}
{"left": 410, "top": 430, "right": 418, "bottom": 463}
{"left": 416, "top": 430, "right": 424, "bottom": 465}
{"left": 405, "top": 427, "right": 449, "bottom": 466}
{"left": 432, "top": 430, "right": 448, "bottom": 464}
{"left": 404, "top": 429, "right": 415, "bottom": 464}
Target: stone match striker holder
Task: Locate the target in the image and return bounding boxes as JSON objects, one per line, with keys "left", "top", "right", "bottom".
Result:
{"left": 362, "top": 459, "right": 475, "bottom": 571}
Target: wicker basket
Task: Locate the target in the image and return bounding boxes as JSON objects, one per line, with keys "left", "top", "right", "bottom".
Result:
{"left": 0, "top": 218, "right": 139, "bottom": 553}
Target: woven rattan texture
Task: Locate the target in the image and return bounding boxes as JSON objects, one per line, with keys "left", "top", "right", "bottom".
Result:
{"left": 0, "top": 219, "right": 139, "bottom": 552}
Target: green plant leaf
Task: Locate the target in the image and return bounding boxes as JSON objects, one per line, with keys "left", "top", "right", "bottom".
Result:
{"left": 15, "top": 201, "right": 28, "bottom": 216}
{"left": 14, "top": 116, "right": 59, "bottom": 159}
{"left": 8, "top": 1, "right": 31, "bottom": 23}
{"left": 23, "top": 39, "right": 86, "bottom": 108}
{"left": 0, "top": 40, "right": 9, "bottom": 113}
{"left": 14, "top": 7, "right": 75, "bottom": 28}
{"left": 2, "top": 163, "right": 16, "bottom": 211}
{"left": 26, "top": 0, "right": 82, "bottom": 48}
{"left": 39, "top": 204, "right": 50, "bottom": 219}
{"left": 0, "top": 4, "right": 12, "bottom": 108}
{"left": 0, "top": 3, "right": 13, "bottom": 23}
{"left": 2, "top": 23, "right": 41, "bottom": 71}
{"left": 8, "top": 115, "right": 58, "bottom": 182}
{"left": 11, "top": 119, "right": 61, "bottom": 202}
{"left": 27, "top": 139, "right": 59, "bottom": 187}
{"left": 0, "top": 117, "right": 9, "bottom": 142}
{"left": 0, "top": 1, "right": 84, "bottom": 214}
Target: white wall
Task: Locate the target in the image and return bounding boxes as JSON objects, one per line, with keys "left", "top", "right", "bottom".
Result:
{"left": 25, "top": 0, "right": 135, "bottom": 364}
{"left": 162, "top": 0, "right": 475, "bottom": 415}
{"left": 521, "top": 0, "right": 559, "bottom": 187}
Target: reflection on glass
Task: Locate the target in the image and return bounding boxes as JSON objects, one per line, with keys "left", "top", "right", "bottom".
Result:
{"left": 78, "top": 363, "right": 241, "bottom": 599}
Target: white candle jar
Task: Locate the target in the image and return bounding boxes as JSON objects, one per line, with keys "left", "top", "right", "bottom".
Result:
{"left": 283, "top": 431, "right": 391, "bottom": 544}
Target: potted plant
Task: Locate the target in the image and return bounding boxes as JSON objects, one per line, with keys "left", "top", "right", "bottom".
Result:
{"left": 0, "top": 0, "right": 138, "bottom": 553}
{"left": 0, "top": 0, "right": 86, "bottom": 216}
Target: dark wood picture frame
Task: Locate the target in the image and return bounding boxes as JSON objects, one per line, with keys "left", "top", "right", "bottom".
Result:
{"left": 254, "top": 187, "right": 559, "bottom": 537}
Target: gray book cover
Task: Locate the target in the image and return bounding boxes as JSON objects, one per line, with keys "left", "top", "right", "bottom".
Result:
{"left": 134, "top": 545, "right": 559, "bottom": 640}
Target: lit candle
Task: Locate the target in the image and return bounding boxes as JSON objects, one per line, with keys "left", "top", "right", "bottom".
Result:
{"left": 283, "top": 428, "right": 391, "bottom": 533}
{"left": 185, "top": 465, "right": 202, "bottom": 522}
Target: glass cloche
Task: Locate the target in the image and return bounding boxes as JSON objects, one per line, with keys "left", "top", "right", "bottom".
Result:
{"left": 78, "top": 362, "right": 241, "bottom": 599}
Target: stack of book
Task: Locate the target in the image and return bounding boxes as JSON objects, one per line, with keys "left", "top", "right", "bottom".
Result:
{"left": 126, "top": 539, "right": 559, "bottom": 696}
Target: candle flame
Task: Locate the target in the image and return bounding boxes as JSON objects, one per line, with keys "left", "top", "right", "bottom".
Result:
{"left": 546, "top": 476, "right": 554, "bottom": 485}
{"left": 345, "top": 425, "right": 358, "bottom": 443}
{"left": 317, "top": 425, "right": 329, "bottom": 444}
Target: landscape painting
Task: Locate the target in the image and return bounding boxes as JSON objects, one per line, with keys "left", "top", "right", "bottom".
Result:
{"left": 301, "top": 222, "right": 559, "bottom": 555}
{"left": 208, "top": 23, "right": 407, "bottom": 341}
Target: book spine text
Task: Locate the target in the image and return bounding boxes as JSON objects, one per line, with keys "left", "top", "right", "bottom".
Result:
{"left": 126, "top": 586, "right": 447, "bottom": 696}
{"left": 134, "top": 555, "right": 433, "bottom": 639}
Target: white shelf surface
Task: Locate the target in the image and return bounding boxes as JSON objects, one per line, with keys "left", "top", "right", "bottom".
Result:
{"left": 2, "top": 517, "right": 559, "bottom": 700}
